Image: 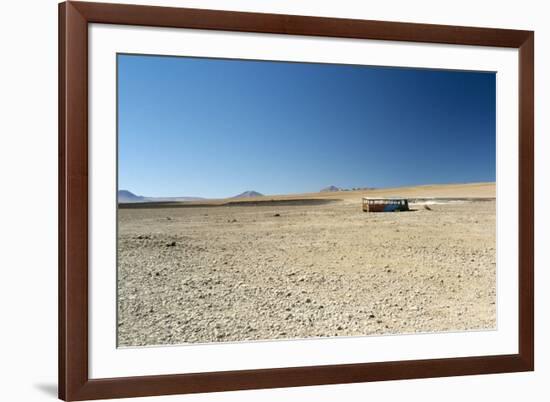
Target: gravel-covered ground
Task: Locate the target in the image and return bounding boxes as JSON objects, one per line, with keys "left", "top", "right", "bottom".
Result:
{"left": 117, "top": 198, "right": 496, "bottom": 347}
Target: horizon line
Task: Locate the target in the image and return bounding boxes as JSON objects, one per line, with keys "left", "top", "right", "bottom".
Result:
{"left": 119, "top": 180, "right": 496, "bottom": 200}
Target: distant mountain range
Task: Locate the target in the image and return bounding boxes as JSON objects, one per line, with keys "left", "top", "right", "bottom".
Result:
{"left": 232, "top": 190, "right": 264, "bottom": 198}
{"left": 118, "top": 190, "right": 146, "bottom": 203}
{"left": 118, "top": 190, "right": 204, "bottom": 203}
{"left": 119, "top": 186, "right": 374, "bottom": 203}
{"left": 320, "top": 185, "right": 376, "bottom": 192}
{"left": 320, "top": 185, "right": 341, "bottom": 192}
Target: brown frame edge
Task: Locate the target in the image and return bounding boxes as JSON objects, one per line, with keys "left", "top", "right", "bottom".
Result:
{"left": 59, "top": 1, "right": 534, "bottom": 400}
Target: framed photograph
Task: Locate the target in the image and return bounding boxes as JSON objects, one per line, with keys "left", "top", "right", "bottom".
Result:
{"left": 59, "top": 1, "right": 534, "bottom": 400}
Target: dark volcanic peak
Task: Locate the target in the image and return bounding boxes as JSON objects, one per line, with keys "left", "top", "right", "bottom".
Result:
{"left": 320, "top": 185, "right": 341, "bottom": 192}
{"left": 118, "top": 190, "right": 145, "bottom": 203}
{"left": 232, "top": 190, "right": 264, "bottom": 198}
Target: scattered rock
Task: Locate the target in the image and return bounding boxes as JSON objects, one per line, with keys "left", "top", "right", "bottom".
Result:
{"left": 118, "top": 196, "right": 496, "bottom": 346}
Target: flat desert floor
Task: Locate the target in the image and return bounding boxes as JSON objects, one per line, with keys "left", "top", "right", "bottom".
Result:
{"left": 117, "top": 182, "right": 496, "bottom": 347}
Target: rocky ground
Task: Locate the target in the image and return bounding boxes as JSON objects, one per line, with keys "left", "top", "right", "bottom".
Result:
{"left": 117, "top": 198, "right": 496, "bottom": 347}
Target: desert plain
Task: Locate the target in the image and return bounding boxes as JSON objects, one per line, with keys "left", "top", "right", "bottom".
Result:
{"left": 117, "top": 182, "right": 496, "bottom": 347}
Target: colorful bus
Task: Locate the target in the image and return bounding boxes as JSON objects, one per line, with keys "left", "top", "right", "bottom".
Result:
{"left": 362, "top": 197, "right": 409, "bottom": 212}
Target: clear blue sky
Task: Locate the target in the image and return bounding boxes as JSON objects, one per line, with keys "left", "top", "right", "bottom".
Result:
{"left": 118, "top": 54, "right": 496, "bottom": 198}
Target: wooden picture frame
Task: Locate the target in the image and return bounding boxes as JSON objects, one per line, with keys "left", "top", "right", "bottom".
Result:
{"left": 59, "top": 1, "right": 534, "bottom": 400}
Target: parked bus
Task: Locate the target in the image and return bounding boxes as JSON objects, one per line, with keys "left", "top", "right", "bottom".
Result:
{"left": 362, "top": 197, "right": 409, "bottom": 212}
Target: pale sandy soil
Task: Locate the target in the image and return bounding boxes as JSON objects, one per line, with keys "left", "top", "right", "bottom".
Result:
{"left": 117, "top": 183, "right": 496, "bottom": 347}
